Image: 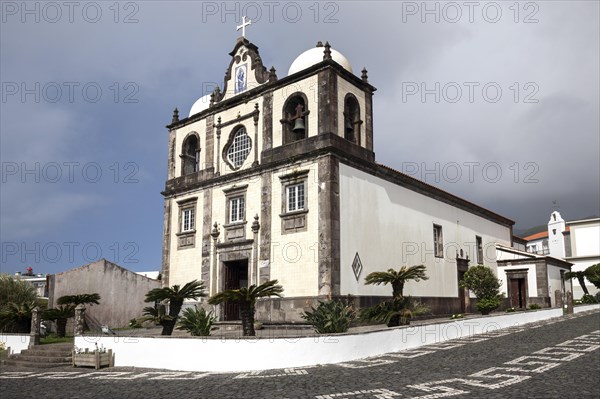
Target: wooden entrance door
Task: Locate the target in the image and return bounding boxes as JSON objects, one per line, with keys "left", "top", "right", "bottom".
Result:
{"left": 456, "top": 257, "right": 469, "bottom": 313}
{"left": 223, "top": 260, "right": 249, "bottom": 321}
{"left": 510, "top": 278, "right": 527, "bottom": 308}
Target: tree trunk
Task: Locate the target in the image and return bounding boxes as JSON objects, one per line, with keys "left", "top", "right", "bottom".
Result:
{"left": 392, "top": 281, "right": 404, "bottom": 299}
{"left": 56, "top": 319, "right": 67, "bottom": 338}
{"left": 577, "top": 275, "right": 590, "bottom": 295}
{"left": 161, "top": 300, "right": 183, "bottom": 336}
{"left": 240, "top": 304, "right": 255, "bottom": 336}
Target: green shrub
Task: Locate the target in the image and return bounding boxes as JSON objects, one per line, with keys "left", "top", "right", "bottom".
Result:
{"left": 580, "top": 294, "right": 598, "bottom": 304}
{"left": 360, "top": 296, "right": 430, "bottom": 327}
{"left": 176, "top": 307, "right": 216, "bottom": 336}
{"left": 450, "top": 314, "right": 464, "bottom": 319}
{"left": 476, "top": 297, "right": 502, "bottom": 315}
{"left": 529, "top": 304, "right": 541, "bottom": 310}
{"left": 129, "top": 318, "right": 142, "bottom": 328}
{"left": 505, "top": 307, "right": 517, "bottom": 313}
{"left": 302, "top": 300, "right": 355, "bottom": 334}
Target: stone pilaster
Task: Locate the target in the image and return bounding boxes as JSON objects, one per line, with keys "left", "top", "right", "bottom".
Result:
{"left": 318, "top": 155, "right": 341, "bottom": 296}
{"left": 29, "top": 307, "right": 41, "bottom": 347}
{"left": 161, "top": 198, "right": 172, "bottom": 287}
{"left": 318, "top": 69, "right": 338, "bottom": 135}
{"left": 74, "top": 304, "right": 86, "bottom": 336}
{"left": 201, "top": 188, "right": 213, "bottom": 285}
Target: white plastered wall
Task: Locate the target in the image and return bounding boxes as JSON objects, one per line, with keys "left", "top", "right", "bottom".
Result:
{"left": 168, "top": 193, "right": 204, "bottom": 288}
{"left": 268, "top": 161, "right": 320, "bottom": 297}
{"left": 339, "top": 163, "right": 511, "bottom": 298}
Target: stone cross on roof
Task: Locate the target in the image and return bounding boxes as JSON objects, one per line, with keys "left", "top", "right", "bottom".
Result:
{"left": 237, "top": 16, "right": 252, "bottom": 38}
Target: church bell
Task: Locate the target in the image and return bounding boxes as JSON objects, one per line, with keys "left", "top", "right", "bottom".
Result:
{"left": 292, "top": 117, "right": 305, "bottom": 134}
{"left": 345, "top": 119, "right": 353, "bottom": 134}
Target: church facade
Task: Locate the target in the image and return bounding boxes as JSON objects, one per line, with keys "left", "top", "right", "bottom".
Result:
{"left": 161, "top": 37, "right": 515, "bottom": 321}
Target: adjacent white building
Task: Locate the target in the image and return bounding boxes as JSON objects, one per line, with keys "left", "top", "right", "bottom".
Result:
{"left": 524, "top": 211, "right": 599, "bottom": 298}
{"left": 161, "top": 37, "right": 516, "bottom": 321}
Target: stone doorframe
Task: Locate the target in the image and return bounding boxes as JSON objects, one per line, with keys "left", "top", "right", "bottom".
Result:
{"left": 456, "top": 256, "right": 470, "bottom": 313}
{"left": 506, "top": 269, "right": 529, "bottom": 308}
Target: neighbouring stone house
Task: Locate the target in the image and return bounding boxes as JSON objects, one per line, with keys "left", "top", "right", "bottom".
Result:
{"left": 47, "top": 259, "right": 161, "bottom": 330}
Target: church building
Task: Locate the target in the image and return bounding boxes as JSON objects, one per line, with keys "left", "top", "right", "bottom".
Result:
{"left": 161, "top": 32, "right": 516, "bottom": 321}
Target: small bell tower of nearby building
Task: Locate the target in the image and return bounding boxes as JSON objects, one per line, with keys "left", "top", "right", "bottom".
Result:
{"left": 548, "top": 211, "right": 566, "bottom": 258}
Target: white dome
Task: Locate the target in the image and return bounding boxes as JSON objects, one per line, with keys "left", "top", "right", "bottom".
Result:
{"left": 288, "top": 46, "right": 353, "bottom": 76}
{"left": 189, "top": 93, "right": 212, "bottom": 117}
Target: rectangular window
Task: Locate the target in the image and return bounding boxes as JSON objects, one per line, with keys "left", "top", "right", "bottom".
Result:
{"left": 182, "top": 208, "right": 195, "bottom": 232}
{"left": 229, "top": 196, "right": 245, "bottom": 223}
{"left": 287, "top": 183, "right": 305, "bottom": 212}
{"left": 433, "top": 224, "right": 443, "bottom": 258}
{"left": 476, "top": 235, "right": 483, "bottom": 264}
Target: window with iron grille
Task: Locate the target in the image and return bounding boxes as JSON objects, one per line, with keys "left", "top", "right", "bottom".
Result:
{"left": 226, "top": 127, "right": 251, "bottom": 169}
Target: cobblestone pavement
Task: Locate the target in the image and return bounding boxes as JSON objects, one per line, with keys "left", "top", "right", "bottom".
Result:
{"left": 1, "top": 311, "right": 598, "bottom": 399}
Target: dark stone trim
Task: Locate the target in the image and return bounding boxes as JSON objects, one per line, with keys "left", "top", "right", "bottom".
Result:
{"left": 318, "top": 155, "right": 340, "bottom": 296}
{"left": 201, "top": 188, "right": 212, "bottom": 285}
{"left": 167, "top": 129, "right": 176, "bottom": 180}
{"left": 176, "top": 196, "right": 198, "bottom": 205}
{"left": 216, "top": 108, "right": 259, "bottom": 129}
{"left": 535, "top": 260, "right": 549, "bottom": 297}
{"left": 216, "top": 238, "right": 254, "bottom": 249}
{"left": 259, "top": 171, "right": 272, "bottom": 283}
{"left": 318, "top": 69, "right": 338, "bottom": 135}
{"left": 279, "top": 169, "right": 310, "bottom": 181}
{"left": 222, "top": 184, "right": 248, "bottom": 194}
{"left": 262, "top": 91, "right": 273, "bottom": 152}
{"left": 364, "top": 90, "right": 374, "bottom": 152}
{"left": 161, "top": 199, "right": 172, "bottom": 287}
{"left": 205, "top": 114, "right": 215, "bottom": 173}
{"left": 176, "top": 231, "right": 196, "bottom": 250}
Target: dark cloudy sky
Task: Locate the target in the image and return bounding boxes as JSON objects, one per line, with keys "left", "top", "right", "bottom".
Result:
{"left": 1, "top": 1, "right": 598, "bottom": 275}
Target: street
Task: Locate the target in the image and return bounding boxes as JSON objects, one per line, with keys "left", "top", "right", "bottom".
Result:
{"left": 1, "top": 311, "right": 599, "bottom": 399}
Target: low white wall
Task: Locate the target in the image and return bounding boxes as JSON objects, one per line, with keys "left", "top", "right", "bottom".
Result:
{"left": 574, "top": 304, "right": 600, "bottom": 313}
{"left": 73, "top": 307, "right": 584, "bottom": 372}
{"left": 0, "top": 334, "right": 30, "bottom": 355}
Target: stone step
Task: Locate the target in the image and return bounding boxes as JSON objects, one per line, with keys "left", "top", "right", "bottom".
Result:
{"left": 35, "top": 344, "right": 74, "bottom": 350}
{"left": 10, "top": 354, "right": 72, "bottom": 363}
{"left": 21, "top": 349, "right": 73, "bottom": 357}
{"left": 2, "top": 359, "right": 71, "bottom": 368}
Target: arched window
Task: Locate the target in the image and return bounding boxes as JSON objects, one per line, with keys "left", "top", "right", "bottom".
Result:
{"left": 281, "top": 93, "right": 309, "bottom": 145}
{"left": 181, "top": 133, "right": 200, "bottom": 175}
{"left": 344, "top": 94, "right": 362, "bottom": 145}
{"left": 225, "top": 126, "right": 252, "bottom": 169}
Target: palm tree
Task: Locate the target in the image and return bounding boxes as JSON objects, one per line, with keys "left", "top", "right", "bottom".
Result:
{"left": 43, "top": 305, "right": 76, "bottom": 338}
{"left": 144, "top": 280, "right": 206, "bottom": 336}
{"left": 0, "top": 301, "right": 36, "bottom": 333}
{"left": 565, "top": 271, "right": 590, "bottom": 296}
{"left": 208, "top": 280, "right": 283, "bottom": 336}
{"left": 0, "top": 275, "right": 38, "bottom": 308}
{"left": 364, "top": 265, "right": 429, "bottom": 299}
{"left": 57, "top": 293, "right": 101, "bottom": 306}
